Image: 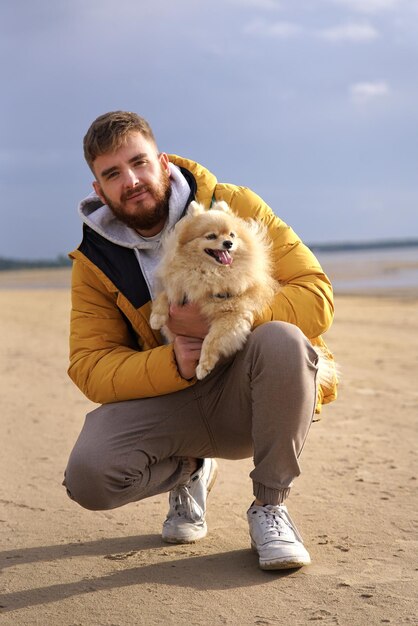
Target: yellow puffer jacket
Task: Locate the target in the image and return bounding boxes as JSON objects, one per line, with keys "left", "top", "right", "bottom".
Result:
{"left": 69, "top": 155, "right": 337, "bottom": 412}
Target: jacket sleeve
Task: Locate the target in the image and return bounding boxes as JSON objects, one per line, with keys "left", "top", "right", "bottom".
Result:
{"left": 68, "top": 258, "right": 194, "bottom": 404}
{"left": 230, "top": 187, "right": 334, "bottom": 338}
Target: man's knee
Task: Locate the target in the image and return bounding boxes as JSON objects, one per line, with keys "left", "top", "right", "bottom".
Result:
{"left": 249, "top": 322, "right": 318, "bottom": 371}
{"left": 251, "top": 321, "right": 309, "bottom": 349}
{"left": 63, "top": 446, "right": 119, "bottom": 511}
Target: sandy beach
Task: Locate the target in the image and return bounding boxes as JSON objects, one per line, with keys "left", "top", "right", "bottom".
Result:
{"left": 0, "top": 266, "right": 417, "bottom": 625}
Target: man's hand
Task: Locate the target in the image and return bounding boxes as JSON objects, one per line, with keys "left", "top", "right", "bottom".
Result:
{"left": 173, "top": 335, "right": 203, "bottom": 380}
{"left": 166, "top": 303, "right": 209, "bottom": 339}
{"left": 167, "top": 303, "right": 209, "bottom": 380}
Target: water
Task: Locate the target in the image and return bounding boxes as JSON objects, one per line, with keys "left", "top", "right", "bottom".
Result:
{"left": 1, "top": 247, "right": 417, "bottom": 294}
{"left": 315, "top": 247, "right": 418, "bottom": 293}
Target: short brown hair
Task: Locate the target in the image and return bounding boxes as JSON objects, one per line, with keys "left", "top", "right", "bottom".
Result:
{"left": 83, "top": 111, "right": 157, "bottom": 172}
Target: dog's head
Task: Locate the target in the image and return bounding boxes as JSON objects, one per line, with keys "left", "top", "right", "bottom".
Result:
{"left": 174, "top": 201, "right": 244, "bottom": 267}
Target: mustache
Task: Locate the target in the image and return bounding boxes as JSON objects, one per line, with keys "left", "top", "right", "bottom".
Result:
{"left": 122, "top": 185, "right": 150, "bottom": 202}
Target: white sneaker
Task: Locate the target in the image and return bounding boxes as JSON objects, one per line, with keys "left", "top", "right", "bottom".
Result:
{"left": 247, "top": 503, "right": 311, "bottom": 570}
{"left": 162, "top": 458, "right": 218, "bottom": 544}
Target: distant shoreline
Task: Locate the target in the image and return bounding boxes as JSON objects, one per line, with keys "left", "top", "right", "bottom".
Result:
{"left": 0, "top": 255, "right": 71, "bottom": 271}
{"left": 308, "top": 238, "right": 418, "bottom": 254}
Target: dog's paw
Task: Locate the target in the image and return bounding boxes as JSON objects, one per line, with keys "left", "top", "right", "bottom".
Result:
{"left": 150, "top": 313, "right": 167, "bottom": 330}
{"left": 195, "top": 363, "right": 212, "bottom": 380}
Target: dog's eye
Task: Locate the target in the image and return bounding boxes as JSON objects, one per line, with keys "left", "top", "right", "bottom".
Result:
{"left": 205, "top": 233, "right": 217, "bottom": 240}
{"left": 229, "top": 232, "right": 236, "bottom": 238}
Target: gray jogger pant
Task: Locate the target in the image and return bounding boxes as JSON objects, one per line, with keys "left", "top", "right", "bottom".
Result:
{"left": 63, "top": 322, "right": 319, "bottom": 510}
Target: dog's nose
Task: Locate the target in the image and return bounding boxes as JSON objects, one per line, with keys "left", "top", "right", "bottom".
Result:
{"left": 222, "top": 240, "right": 233, "bottom": 250}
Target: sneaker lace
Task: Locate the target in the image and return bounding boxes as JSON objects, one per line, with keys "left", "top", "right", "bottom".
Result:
{"left": 260, "top": 505, "right": 303, "bottom": 542}
{"left": 171, "top": 485, "right": 204, "bottom": 522}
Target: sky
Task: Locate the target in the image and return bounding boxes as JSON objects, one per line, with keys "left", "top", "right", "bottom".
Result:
{"left": 1, "top": 0, "right": 418, "bottom": 259}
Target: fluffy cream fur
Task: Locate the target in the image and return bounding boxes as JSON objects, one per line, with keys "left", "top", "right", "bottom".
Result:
{"left": 150, "top": 200, "right": 278, "bottom": 379}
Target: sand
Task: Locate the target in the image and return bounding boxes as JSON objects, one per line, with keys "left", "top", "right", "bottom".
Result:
{"left": 0, "top": 268, "right": 417, "bottom": 625}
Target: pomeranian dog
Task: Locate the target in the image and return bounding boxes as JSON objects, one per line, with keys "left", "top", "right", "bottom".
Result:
{"left": 150, "top": 200, "right": 278, "bottom": 379}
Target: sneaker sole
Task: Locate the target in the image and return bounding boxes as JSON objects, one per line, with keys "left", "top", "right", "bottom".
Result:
{"left": 162, "top": 524, "right": 208, "bottom": 544}
{"left": 251, "top": 542, "right": 311, "bottom": 570}
{"left": 162, "top": 460, "right": 218, "bottom": 545}
{"left": 260, "top": 558, "right": 311, "bottom": 570}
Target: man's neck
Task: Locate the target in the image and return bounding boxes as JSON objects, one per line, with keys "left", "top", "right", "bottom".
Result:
{"left": 135, "top": 217, "right": 167, "bottom": 238}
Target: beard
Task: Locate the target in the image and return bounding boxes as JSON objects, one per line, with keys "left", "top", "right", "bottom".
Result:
{"left": 102, "top": 166, "right": 171, "bottom": 232}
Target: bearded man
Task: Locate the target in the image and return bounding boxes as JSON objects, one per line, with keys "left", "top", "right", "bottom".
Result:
{"left": 63, "top": 111, "right": 337, "bottom": 571}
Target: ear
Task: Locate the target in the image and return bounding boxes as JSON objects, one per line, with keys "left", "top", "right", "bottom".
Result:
{"left": 187, "top": 201, "right": 205, "bottom": 216}
{"left": 158, "top": 152, "right": 170, "bottom": 174}
{"left": 93, "top": 180, "right": 106, "bottom": 204}
{"left": 211, "top": 200, "right": 231, "bottom": 213}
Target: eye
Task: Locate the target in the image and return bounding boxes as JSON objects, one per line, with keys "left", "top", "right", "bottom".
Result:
{"left": 206, "top": 233, "right": 217, "bottom": 240}
{"left": 229, "top": 232, "right": 235, "bottom": 238}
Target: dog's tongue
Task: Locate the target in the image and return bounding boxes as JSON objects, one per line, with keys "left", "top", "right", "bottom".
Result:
{"left": 215, "top": 250, "right": 233, "bottom": 265}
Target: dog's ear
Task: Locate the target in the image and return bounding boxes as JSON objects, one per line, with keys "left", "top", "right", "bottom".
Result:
{"left": 187, "top": 201, "right": 205, "bottom": 216}
{"left": 211, "top": 200, "right": 231, "bottom": 213}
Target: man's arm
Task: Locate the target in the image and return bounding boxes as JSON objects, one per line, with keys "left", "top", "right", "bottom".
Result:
{"left": 68, "top": 258, "right": 196, "bottom": 404}
{"left": 228, "top": 186, "right": 334, "bottom": 339}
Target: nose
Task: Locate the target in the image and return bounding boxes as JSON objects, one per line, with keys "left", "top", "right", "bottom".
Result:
{"left": 123, "top": 168, "right": 140, "bottom": 188}
{"left": 222, "top": 240, "right": 233, "bottom": 250}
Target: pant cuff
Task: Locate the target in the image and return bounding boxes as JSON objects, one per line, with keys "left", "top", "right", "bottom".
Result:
{"left": 253, "top": 482, "right": 291, "bottom": 505}
{"left": 177, "top": 457, "right": 197, "bottom": 485}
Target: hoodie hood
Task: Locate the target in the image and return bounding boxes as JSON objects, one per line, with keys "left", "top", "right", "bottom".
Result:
{"left": 77, "top": 162, "right": 192, "bottom": 250}
{"left": 75, "top": 156, "right": 218, "bottom": 300}
{"left": 77, "top": 163, "right": 193, "bottom": 300}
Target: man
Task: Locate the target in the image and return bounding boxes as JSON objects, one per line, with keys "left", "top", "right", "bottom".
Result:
{"left": 64, "top": 111, "right": 337, "bottom": 570}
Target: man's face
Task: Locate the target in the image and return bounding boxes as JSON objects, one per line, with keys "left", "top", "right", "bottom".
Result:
{"left": 92, "top": 132, "right": 171, "bottom": 236}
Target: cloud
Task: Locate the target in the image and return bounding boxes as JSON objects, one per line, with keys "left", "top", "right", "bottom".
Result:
{"left": 243, "top": 19, "right": 302, "bottom": 38}
{"left": 227, "top": 0, "right": 281, "bottom": 7}
{"left": 327, "top": 0, "right": 400, "bottom": 13}
{"left": 244, "top": 18, "right": 380, "bottom": 43}
{"left": 349, "top": 80, "right": 390, "bottom": 103}
{"left": 318, "top": 22, "right": 379, "bottom": 41}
